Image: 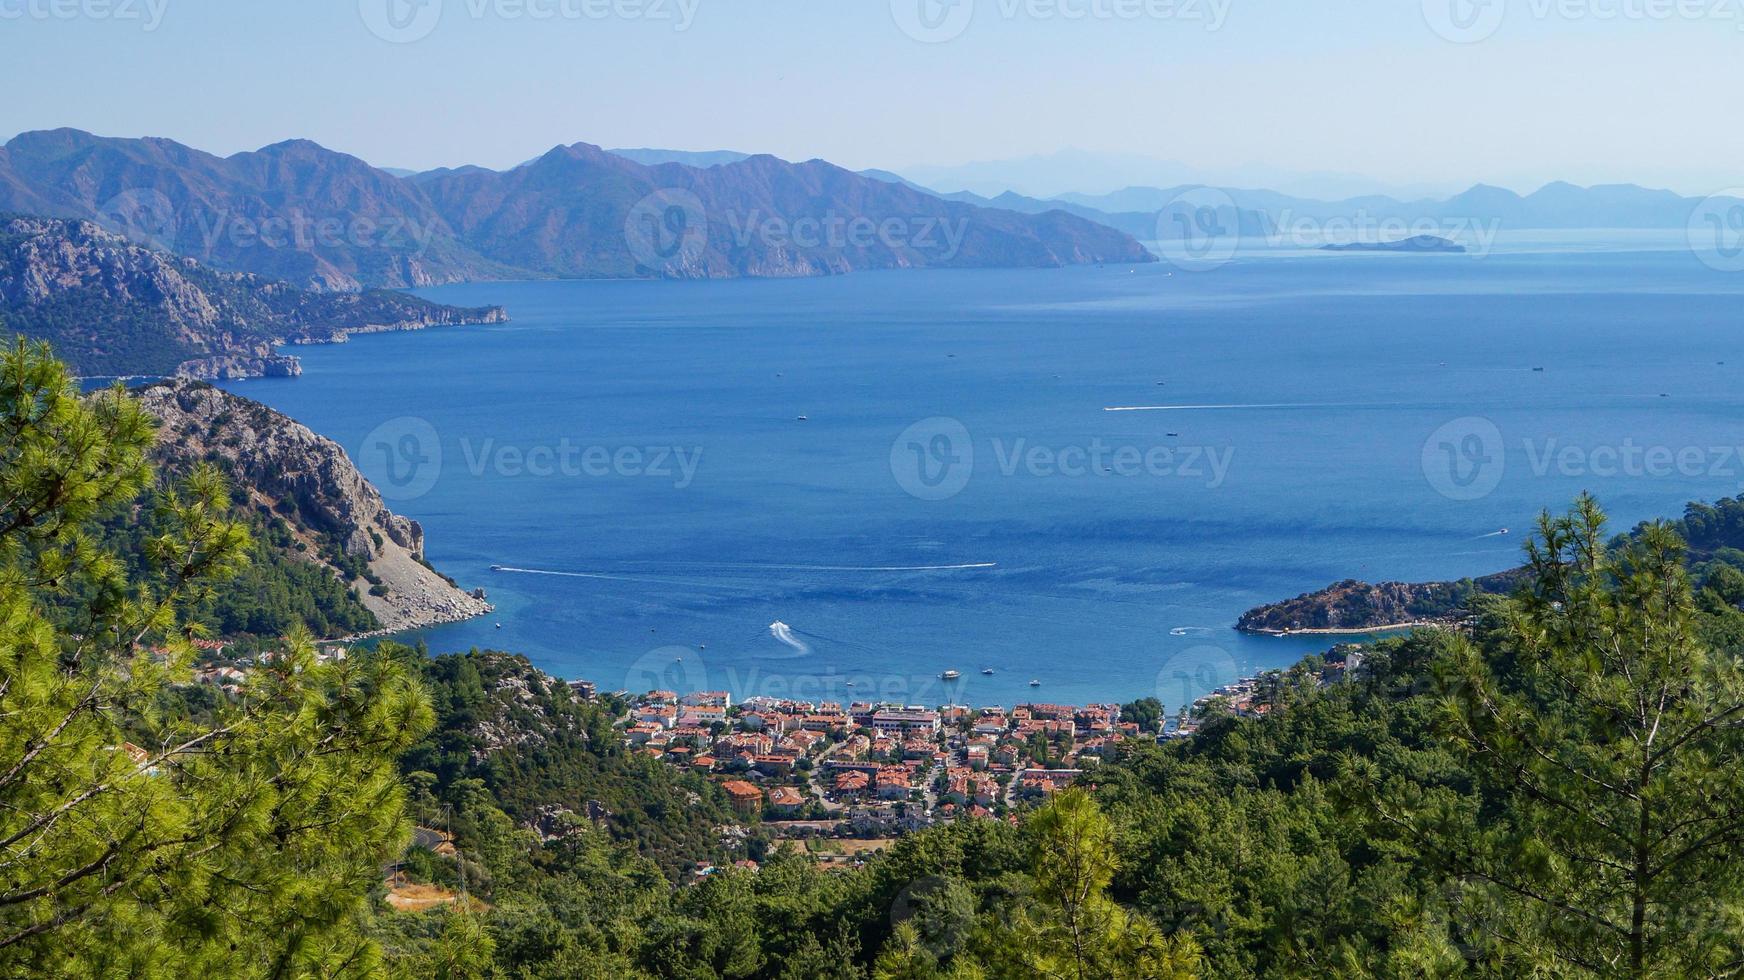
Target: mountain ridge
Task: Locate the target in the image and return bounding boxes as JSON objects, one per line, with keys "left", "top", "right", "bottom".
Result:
{"left": 0, "top": 129, "right": 1155, "bottom": 289}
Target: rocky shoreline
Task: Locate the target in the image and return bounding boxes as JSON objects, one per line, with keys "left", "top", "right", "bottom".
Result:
{"left": 1236, "top": 571, "right": 1523, "bottom": 635}
{"left": 136, "top": 380, "right": 494, "bottom": 635}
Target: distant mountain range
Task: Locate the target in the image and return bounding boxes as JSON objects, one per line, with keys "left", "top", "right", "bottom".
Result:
{"left": 0, "top": 130, "right": 1154, "bottom": 290}
{"left": 858, "top": 169, "right": 1735, "bottom": 246}
{"left": 890, "top": 149, "right": 1455, "bottom": 201}
{"left": 1054, "top": 181, "right": 1729, "bottom": 231}
{"left": 608, "top": 148, "right": 752, "bottom": 168}
{"left": 0, "top": 214, "right": 504, "bottom": 378}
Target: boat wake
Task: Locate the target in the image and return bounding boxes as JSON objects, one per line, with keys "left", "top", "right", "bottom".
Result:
{"left": 1105, "top": 402, "right": 1355, "bottom": 413}
{"left": 493, "top": 561, "right": 995, "bottom": 575}
{"left": 769, "top": 621, "right": 812, "bottom": 655}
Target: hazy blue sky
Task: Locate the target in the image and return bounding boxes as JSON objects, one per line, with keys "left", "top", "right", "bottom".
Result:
{"left": 1, "top": 0, "right": 1738, "bottom": 194}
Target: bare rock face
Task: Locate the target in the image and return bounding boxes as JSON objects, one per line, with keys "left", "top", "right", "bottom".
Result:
{"left": 135, "top": 379, "right": 490, "bottom": 633}
{"left": 1237, "top": 570, "right": 1524, "bottom": 634}
{"left": 0, "top": 215, "right": 505, "bottom": 380}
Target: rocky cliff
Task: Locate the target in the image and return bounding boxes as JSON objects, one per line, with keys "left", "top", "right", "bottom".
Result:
{"left": 1236, "top": 570, "right": 1523, "bottom": 634}
{"left": 135, "top": 380, "right": 490, "bottom": 634}
{"left": 0, "top": 215, "right": 505, "bottom": 378}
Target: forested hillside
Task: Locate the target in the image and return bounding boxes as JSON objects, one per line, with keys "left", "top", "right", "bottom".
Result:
{"left": 2, "top": 340, "right": 1742, "bottom": 977}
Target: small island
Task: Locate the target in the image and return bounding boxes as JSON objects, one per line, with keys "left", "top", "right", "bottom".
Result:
{"left": 1321, "top": 234, "right": 1467, "bottom": 253}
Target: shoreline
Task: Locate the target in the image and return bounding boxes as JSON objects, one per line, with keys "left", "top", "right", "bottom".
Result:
{"left": 1239, "top": 620, "right": 1447, "bottom": 637}
{"left": 330, "top": 605, "right": 495, "bottom": 645}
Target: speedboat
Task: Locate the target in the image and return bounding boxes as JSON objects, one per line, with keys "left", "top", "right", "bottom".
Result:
{"left": 982, "top": 668, "right": 995, "bottom": 675}
{"left": 1029, "top": 679, "right": 1041, "bottom": 687}
{"left": 940, "top": 670, "right": 962, "bottom": 681}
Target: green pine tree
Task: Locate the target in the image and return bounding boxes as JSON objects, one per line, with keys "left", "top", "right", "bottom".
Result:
{"left": 0, "top": 339, "right": 433, "bottom": 976}
{"left": 1371, "top": 495, "right": 1744, "bottom": 976}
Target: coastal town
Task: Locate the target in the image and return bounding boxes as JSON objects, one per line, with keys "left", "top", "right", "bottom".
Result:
{"left": 176, "top": 637, "right": 1368, "bottom": 869}
{"left": 565, "top": 645, "right": 1369, "bottom": 848}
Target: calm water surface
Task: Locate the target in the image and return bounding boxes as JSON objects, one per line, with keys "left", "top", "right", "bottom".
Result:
{"left": 222, "top": 235, "right": 1744, "bottom": 709}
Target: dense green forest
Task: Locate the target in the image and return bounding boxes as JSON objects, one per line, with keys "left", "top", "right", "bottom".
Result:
{"left": 2, "top": 339, "right": 1742, "bottom": 977}
{"left": 94, "top": 479, "right": 380, "bottom": 642}
{"left": 368, "top": 496, "right": 1744, "bottom": 977}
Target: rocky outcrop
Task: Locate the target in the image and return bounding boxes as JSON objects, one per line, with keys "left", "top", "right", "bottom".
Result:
{"left": 135, "top": 379, "right": 491, "bottom": 633}
{"left": 0, "top": 215, "right": 505, "bottom": 379}
{"left": 1321, "top": 235, "right": 1466, "bottom": 253}
{"left": 175, "top": 354, "right": 303, "bottom": 380}
{"left": 1237, "top": 570, "right": 1523, "bottom": 634}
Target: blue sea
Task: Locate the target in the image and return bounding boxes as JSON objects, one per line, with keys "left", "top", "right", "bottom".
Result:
{"left": 221, "top": 232, "right": 1744, "bottom": 711}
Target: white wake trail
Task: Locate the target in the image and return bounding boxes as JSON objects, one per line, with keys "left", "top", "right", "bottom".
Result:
{"left": 493, "top": 562, "right": 995, "bottom": 575}
{"left": 768, "top": 621, "right": 811, "bottom": 655}
{"left": 1105, "top": 403, "right": 1325, "bottom": 412}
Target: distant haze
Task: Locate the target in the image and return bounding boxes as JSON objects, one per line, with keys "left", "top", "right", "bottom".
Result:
{"left": 1, "top": 2, "right": 1740, "bottom": 196}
